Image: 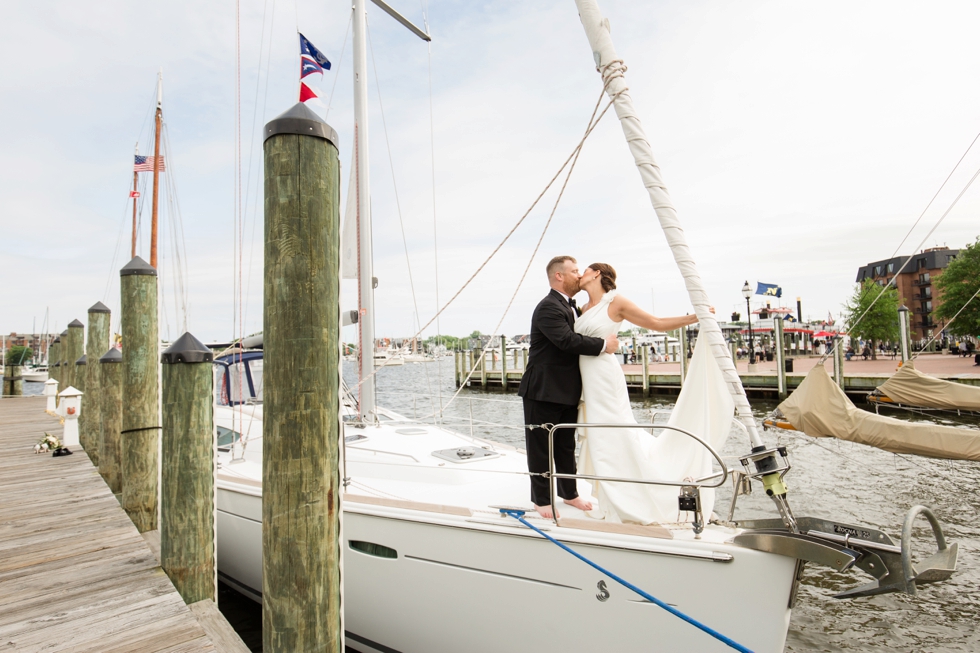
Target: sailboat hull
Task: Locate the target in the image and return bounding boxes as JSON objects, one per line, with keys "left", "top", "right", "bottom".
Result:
{"left": 216, "top": 484, "right": 795, "bottom": 653}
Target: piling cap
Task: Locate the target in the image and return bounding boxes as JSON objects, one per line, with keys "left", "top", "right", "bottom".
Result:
{"left": 99, "top": 348, "right": 122, "bottom": 364}
{"left": 265, "top": 102, "right": 338, "bottom": 146}
{"left": 60, "top": 330, "right": 68, "bottom": 336}
{"left": 898, "top": 305, "right": 909, "bottom": 313}
{"left": 53, "top": 337, "right": 61, "bottom": 344}
{"left": 53, "top": 362, "right": 60, "bottom": 368}
{"left": 68, "top": 319, "right": 84, "bottom": 328}
{"left": 75, "top": 355, "right": 87, "bottom": 365}
{"left": 161, "top": 332, "right": 214, "bottom": 364}
{"left": 120, "top": 256, "right": 158, "bottom": 277}
{"left": 58, "top": 386, "right": 83, "bottom": 398}
{"left": 88, "top": 301, "right": 111, "bottom": 314}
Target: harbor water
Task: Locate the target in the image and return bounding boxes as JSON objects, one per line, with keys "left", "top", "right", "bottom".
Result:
{"left": 18, "top": 363, "right": 978, "bottom": 652}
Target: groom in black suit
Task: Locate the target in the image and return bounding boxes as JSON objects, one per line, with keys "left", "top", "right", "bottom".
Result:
{"left": 518, "top": 256, "right": 619, "bottom": 518}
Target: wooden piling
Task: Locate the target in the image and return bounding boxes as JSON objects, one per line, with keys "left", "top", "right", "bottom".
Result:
{"left": 480, "top": 350, "right": 488, "bottom": 388}
{"left": 49, "top": 339, "right": 60, "bottom": 389}
{"left": 500, "top": 334, "right": 508, "bottom": 390}
{"left": 161, "top": 332, "right": 216, "bottom": 604}
{"left": 82, "top": 301, "right": 111, "bottom": 464}
{"left": 678, "top": 329, "right": 688, "bottom": 385}
{"left": 833, "top": 335, "right": 844, "bottom": 388}
{"left": 454, "top": 351, "right": 461, "bottom": 386}
{"left": 641, "top": 345, "right": 649, "bottom": 397}
{"left": 522, "top": 348, "right": 528, "bottom": 370}
{"left": 262, "top": 103, "right": 342, "bottom": 652}
{"left": 774, "top": 317, "right": 787, "bottom": 399}
{"left": 120, "top": 255, "right": 160, "bottom": 533}
{"left": 99, "top": 347, "right": 124, "bottom": 494}
{"left": 64, "top": 320, "right": 85, "bottom": 391}
{"left": 3, "top": 363, "right": 22, "bottom": 396}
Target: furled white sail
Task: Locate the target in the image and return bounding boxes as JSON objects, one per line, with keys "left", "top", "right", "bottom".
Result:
{"left": 779, "top": 365, "right": 980, "bottom": 461}
{"left": 574, "top": 0, "right": 763, "bottom": 446}
{"left": 878, "top": 361, "right": 980, "bottom": 412}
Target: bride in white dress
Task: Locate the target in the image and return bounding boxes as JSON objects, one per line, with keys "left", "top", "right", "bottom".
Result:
{"left": 574, "top": 262, "right": 724, "bottom": 525}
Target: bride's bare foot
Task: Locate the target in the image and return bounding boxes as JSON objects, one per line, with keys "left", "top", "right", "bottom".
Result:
{"left": 563, "top": 496, "right": 593, "bottom": 511}
{"left": 534, "top": 503, "right": 558, "bottom": 519}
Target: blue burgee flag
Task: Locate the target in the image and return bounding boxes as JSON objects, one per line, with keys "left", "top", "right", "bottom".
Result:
{"left": 299, "top": 33, "right": 331, "bottom": 70}
{"left": 301, "top": 57, "right": 323, "bottom": 79}
{"left": 756, "top": 282, "right": 782, "bottom": 298}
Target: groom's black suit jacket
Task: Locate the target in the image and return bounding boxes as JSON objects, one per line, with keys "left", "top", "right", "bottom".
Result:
{"left": 517, "top": 289, "right": 605, "bottom": 406}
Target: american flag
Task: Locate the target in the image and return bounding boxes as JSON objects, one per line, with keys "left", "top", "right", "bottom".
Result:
{"left": 134, "top": 155, "right": 166, "bottom": 172}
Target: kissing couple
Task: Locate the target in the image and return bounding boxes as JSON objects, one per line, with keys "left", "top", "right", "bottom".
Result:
{"left": 517, "top": 255, "right": 712, "bottom": 522}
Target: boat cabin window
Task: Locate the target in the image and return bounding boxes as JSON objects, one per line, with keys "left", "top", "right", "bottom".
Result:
{"left": 215, "top": 356, "right": 263, "bottom": 406}
{"left": 217, "top": 426, "right": 243, "bottom": 452}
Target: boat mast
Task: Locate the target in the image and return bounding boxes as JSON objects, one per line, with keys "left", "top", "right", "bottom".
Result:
{"left": 132, "top": 143, "right": 139, "bottom": 259}
{"left": 150, "top": 70, "right": 163, "bottom": 269}
{"left": 352, "top": 0, "right": 430, "bottom": 421}
{"left": 353, "top": 0, "right": 377, "bottom": 421}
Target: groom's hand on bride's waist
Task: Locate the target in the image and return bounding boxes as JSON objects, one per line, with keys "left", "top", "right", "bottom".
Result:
{"left": 603, "top": 334, "right": 619, "bottom": 354}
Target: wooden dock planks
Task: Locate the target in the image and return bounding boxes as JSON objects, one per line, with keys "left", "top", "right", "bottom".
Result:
{"left": 0, "top": 397, "right": 219, "bottom": 653}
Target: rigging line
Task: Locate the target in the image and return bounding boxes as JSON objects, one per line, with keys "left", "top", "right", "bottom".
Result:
{"left": 422, "top": 0, "right": 444, "bottom": 418}
{"left": 888, "top": 129, "right": 980, "bottom": 263}
{"left": 365, "top": 21, "right": 437, "bottom": 416}
{"left": 236, "top": 0, "right": 246, "bottom": 453}
{"left": 441, "top": 97, "right": 600, "bottom": 410}
{"left": 162, "top": 125, "right": 190, "bottom": 330}
{"left": 325, "top": 10, "right": 353, "bottom": 120}
{"left": 350, "top": 88, "right": 616, "bottom": 396}
{"left": 430, "top": 90, "right": 614, "bottom": 416}
{"left": 239, "top": 0, "right": 273, "bottom": 332}
{"left": 911, "top": 283, "right": 980, "bottom": 359}
{"left": 829, "top": 161, "right": 980, "bottom": 363}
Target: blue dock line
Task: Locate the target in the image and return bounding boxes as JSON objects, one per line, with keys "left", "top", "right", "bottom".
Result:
{"left": 501, "top": 509, "right": 754, "bottom": 653}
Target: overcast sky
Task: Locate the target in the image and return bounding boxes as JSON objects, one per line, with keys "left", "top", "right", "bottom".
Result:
{"left": 2, "top": 1, "right": 979, "bottom": 343}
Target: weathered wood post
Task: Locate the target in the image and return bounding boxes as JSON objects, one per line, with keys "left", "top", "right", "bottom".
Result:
{"left": 522, "top": 347, "right": 528, "bottom": 370}
{"left": 64, "top": 320, "right": 85, "bottom": 392}
{"left": 74, "top": 355, "right": 86, "bottom": 396}
{"left": 82, "top": 302, "right": 111, "bottom": 464}
{"left": 99, "top": 348, "right": 123, "bottom": 494}
{"left": 897, "top": 305, "right": 911, "bottom": 363}
{"left": 500, "top": 334, "right": 508, "bottom": 390}
{"left": 641, "top": 344, "right": 649, "bottom": 397}
{"left": 49, "top": 338, "right": 60, "bottom": 389}
{"left": 774, "top": 317, "right": 787, "bottom": 399}
{"left": 59, "top": 330, "right": 69, "bottom": 387}
{"left": 679, "top": 328, "right": 688, "bottom": 385}
{"left": 454, "top": 351, "right": 461, "bottom": 386}
{"left": 480, "top": 348, "right": 488, "bottom": 388}
{"left": 120, "top": 255, "right": 160, "bottom": 532}
{"left": 161, "top": 332, "right": 215, "bottom": 604}
{"left": 833, "top": 335, "right": 844, "bottom": 389}
{"left": 3, "top": 363, "right": 22, "bottom": 396}
{"left": 263, "top": 103, "right": 342, "bottom": 652}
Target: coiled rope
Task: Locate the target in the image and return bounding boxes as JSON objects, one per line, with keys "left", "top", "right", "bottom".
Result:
{"left": 501, "top": 509, "right": 754, "bottom": 653}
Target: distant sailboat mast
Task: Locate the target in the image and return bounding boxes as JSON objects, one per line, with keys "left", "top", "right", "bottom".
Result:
{"left": 150, "top": 70, "right": 163, "bottom": 268}
{"left": 131, "top": 143, "right": 139, "bottom": 259}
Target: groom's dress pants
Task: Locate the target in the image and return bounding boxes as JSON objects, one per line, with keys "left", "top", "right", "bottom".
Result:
{"left": 523, "top": 397, "right": 580, "bottom": 506}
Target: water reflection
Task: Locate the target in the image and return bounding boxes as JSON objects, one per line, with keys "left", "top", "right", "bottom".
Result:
{"left": 351, "top": 360, "right": 979, "bottom": 652}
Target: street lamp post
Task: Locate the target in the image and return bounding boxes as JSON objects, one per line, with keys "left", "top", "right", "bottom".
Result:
{"left": 742, "top": 281, "right": 756, "bottom": 368}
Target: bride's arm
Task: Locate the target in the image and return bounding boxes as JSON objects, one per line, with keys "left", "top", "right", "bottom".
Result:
{"left": 609, "top": 294, "right": 710, "bottom": 331}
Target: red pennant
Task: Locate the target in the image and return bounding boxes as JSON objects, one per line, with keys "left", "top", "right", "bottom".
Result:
{"left": 299, "top": 82, "right": 318, "bottom": 103}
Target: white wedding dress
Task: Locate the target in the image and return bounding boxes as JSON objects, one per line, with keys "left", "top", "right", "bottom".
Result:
{"left": 575, "top": 290, "right": 735, "bottom": 525}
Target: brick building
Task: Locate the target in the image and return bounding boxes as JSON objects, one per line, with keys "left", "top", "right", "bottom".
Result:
{"left": 855, "top": 246, "right": 959, "bottom": 340}
{"left": 2, "top": 332, "right": 53, "bottom": 361}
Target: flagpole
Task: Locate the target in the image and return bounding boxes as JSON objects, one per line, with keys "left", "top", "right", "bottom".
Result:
{"left": 150, "top": 69, "right": 163, "bottom": 269}
{"left": 132, "top": 143, "right": 139, "bottom": 259}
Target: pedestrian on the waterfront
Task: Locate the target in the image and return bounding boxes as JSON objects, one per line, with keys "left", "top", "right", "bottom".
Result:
{"left": 517, "top": 256, "right": 618, "bottom": 520}
{"left": 845, "top": 346, "right": 854, "bottom": 361}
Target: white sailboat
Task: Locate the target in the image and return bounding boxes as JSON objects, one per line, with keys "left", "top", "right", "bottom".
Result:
{"left": 213, "top": 2, "right": 957, "bottom": 652}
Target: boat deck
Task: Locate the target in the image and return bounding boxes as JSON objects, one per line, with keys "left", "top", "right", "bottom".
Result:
{"left": 0, "top": 396, "right": 244, "bottom": 653}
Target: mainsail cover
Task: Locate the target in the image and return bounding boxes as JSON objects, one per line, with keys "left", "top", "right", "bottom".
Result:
{"left": 877, "top": 361, "right": 980, "bottom": 412}
{"left": 778, "top": 365, "right": 980, "bottom": 461}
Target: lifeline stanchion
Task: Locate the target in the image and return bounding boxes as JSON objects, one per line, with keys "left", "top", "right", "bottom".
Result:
{"left": 501, "top": 509, "right": 754, "bottom": 653}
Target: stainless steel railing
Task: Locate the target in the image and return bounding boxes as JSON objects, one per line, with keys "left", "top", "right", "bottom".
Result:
{"left": 543, "top": 422, "right": 729, "bottom": 526}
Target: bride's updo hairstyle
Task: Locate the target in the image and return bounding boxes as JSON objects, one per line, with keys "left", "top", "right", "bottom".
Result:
{"left": 587, "top": 263, "right": 617, "bottom": 292}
